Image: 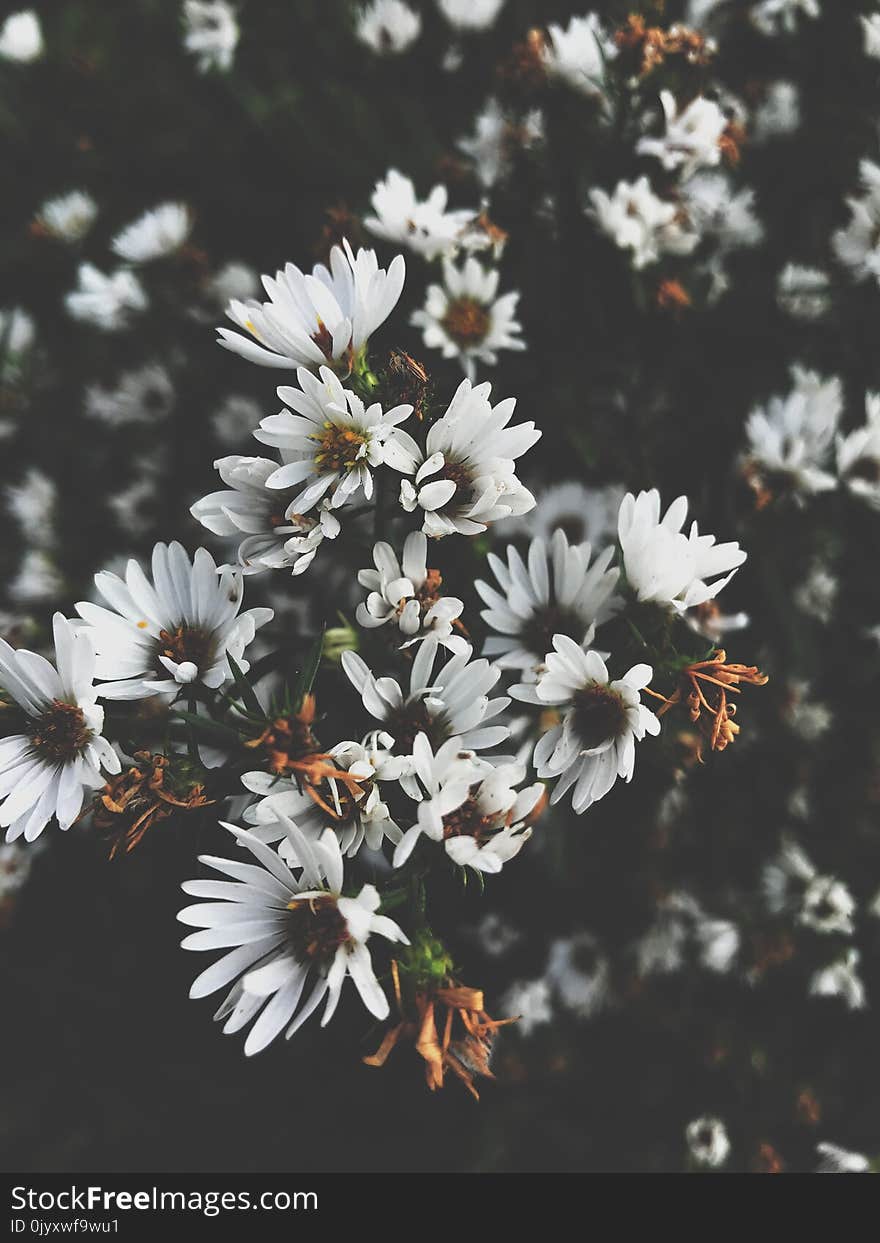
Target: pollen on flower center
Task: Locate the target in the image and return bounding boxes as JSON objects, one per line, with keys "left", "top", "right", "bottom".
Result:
{"left": 442, "top": 789, "right": 498, "bottom": 844}
{"left": 441, "top": 296, "right": 491, "bottom": 347}
{"left": 386, "top": 699, "right": 439, "bottom": 754}
{"left": 29, "top": 699, "right": 91, "bottom": 761}
{"left": 156, "top": 625, "right": 215, "bottom": 674}
{"left": 433, "top": 458, "right": 473, "bottom": 494}
{"left": 572, "top": 683, "right": 629, "bottom": 749}
{"left": 286, "top": 895, "right": 351, "bottom": 962}
{"left": 313, "top": 421, "right": 368, "bottom": 475}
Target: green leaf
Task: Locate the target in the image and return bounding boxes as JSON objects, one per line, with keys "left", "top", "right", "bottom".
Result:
{"left": 227, "top": 652, "right": 264, "bottom": 717}
{"left": 292, "top": 626, "right": 326, "bottom": 710}
{"left": 172, "top": 711, "right": 242, "bottom": 744}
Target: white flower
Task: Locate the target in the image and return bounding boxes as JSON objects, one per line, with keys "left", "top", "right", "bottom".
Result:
{"left": 686, "top": 1117, "right": 731, "bottom": 1168}
{"left": 356, "top": 1, "right": 421, "bottom": 54}
{"left": 751, "top": 0, "right": 820, "bottom": 36}
{"left": 365, "top": 170, "right": 476, "bottom": 260}
{"left": 436, "top": 0, "right": 505, "bottom": 31}
{"left": 392, "top": 734, "right": 538, "bottom": 872}
{"left": 695, "top": 916, "right": 740, "bottom": 973}
{"left": 9, "top": 550, "right": 62, "bottom": 604}
{"left": 636, "top": 91, "right": 728, "bottom": 177}
{"left": 501, "top": 978, "right": 552, "bottom": 1035}
{"left": 179, "top": 821, "right": 408, "bottom": 1055}
{"left": 411, "top": 255, "right": 524, "bottom": 380}
{"left": 342, "top": 635, "right": 511, "bottom": 756}
{"left": 502, "top": 481, "right": 625, "bottom": 547}
{"left": 681, "top": 173, "right": 763, "bottom": 250}
{"left": 0, "top": 841, "right": 36, "bottom": 903}
{"left": 776, "top": 264, "right": 830, "bottom": 320}
{"left": 617, "top": 490, "right": 746, "bottom": 613}
{"left": 190, "top": 454, "right": 341, "bottom": 576}
{"left": 0, "top": 10, "right": 42, "bottom": 62}
{"left": 218, "top": 239, "right": 405, "bottom": 371}
{"left": 356, "top": 532, "right": 467, "bottom": 653}
{"left": 793, "top": 564, "right": 837, "bottom": 624}
{"left": 111, "top": 203, "right": 192, "bottom": 264}
{"left": 35, "top": 191, "right": 97, "bottom": 242}
{"left": 837, "top": 393, "right": 880, "bottom": 508}
{"left": 204, "top": 261, "right": 259, "bottom": 309}
{"left": 546, "top": 933, "right": 611, "bottom": 1019}
{"left": 752, "top": 81, "right": 801, "bottom": 142}
{"left": 833, "top": 160, "right": 880, "bottom": 284}
{"left": 211, "top": 394, "right": 263, "bottom": 446}
{"left": 542, "top": 15, "right": 612, "bottom": 101}
{"left": 64, "top": 263, "right": 148, "bottom": 331}
{"left": 589, "top": 177, "right": 699, "bottom": 270}
{"left": 863, "top": 14, "right": 880, "bottom": 59}
{"left": 634, "top": 891, "right": 695, "bottom": 977}
{"left": 253, "top": 365, "right": 416, "bottom": 513}
{"left": 399, "top": 377, "right": 540, "bottom": 537}
{"left": 457, "top": 98, "right": 542, "bottom": 190}
{"left": 0, "top": 306, "right": 35, "bottom": 356}
{"left": 0, "top": 614, "right": 120, "bottom": 843}
{"left": 84, "top": 363, "right": 175, "bottom": 426}
{"left": 513, "top": 638, "right": 660, "bottom": 814}
{"left": 6, "top": 468, "right": 55, "bottom": 550}
{"left": 763, "top": 838, "right": 855, "bottom": 934}
{"left": 816, "top": 1143, "right": 871, "bottom": 1173}
{"left": 182, "top": 0, "right": 239, "bottom": 72}
{"left": 75, "top": 541, "right": 272, "bottom": 699}
{"left": 476, "top": 530, "right": 620, "bottom": 672}
{"left": 743, "top": 367, "right": 842, "bottom": 501}
{"left": 809, "top": 949, "right": 866, "bottom": 1011}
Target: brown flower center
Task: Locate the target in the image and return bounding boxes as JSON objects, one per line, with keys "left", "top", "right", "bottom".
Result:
{"left": 442, "top": 790, "right": 497, "bottom": 844}
{"left": 286, "top": 895, "right": 351, "bottom": 963}
{"left": 386, "top": 699, "right": 439, "bottom": 755}
{"left": 847, "top": 456, "right": 880, "bottom": 485}
{"left": 572, "top": 684, "right": 628, "bottom": 750}
{"left": 441, "top": 297, "right": 491, "bottom": 348}
{"left": 521, "top": 604, "right": 581, "bottom": 662}
{"left": 313, "top": 421, "right": 368, "bottom": 475}
{"left": 29, "top": 700, "right": 91, "bottom": 761}
{"left": 157, "top": 626, "right": 215, "bottom": 674}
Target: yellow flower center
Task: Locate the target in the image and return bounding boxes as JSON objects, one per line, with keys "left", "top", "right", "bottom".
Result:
{"left": 313, "top": 422, "right": 368, "bottom": 474}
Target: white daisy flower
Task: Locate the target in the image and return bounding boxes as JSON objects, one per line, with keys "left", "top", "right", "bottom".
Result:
{"left": 809, "top": 949, "right": 866, "bottom": 1011}
{"left": 0, "top": 614, "right": 120, "bottom": 843}
{"left": 542, "top": 14, "right": 613, "bottom": 101}
{"left": 476, "top": 530, "right": 620, "bottom": 672}
{"left": 617, "top": 490, "right": 746, "bottom": 613}
{"left": 863, "top": 14, "right": 880, "bottom": 59}
{"left": 776, "top": 264, "right": 830, "bottom": 320}
{"left": 501, "top": 978, "right": 552, "bottom": 1035}
{"left": 636, "top": 91, "right": 728, "bottom": 178}
{"left": 75, "top": 541, "right": 272, "bottom": 700}
{"left": 436, "top": 0, "right": 505, "bottom": 31}
{"left": 763, "top": 838, "right": 855, "bottom": 935}
{"left": 179, "top": 821, "right": 408, "bottom": 1055}
{"left": 341, "top": 635, "right": 511, "bottom": 756}
{"left": 204, "top": 261, "right": 259, "bottom": 309}
{"left": 589, "top": 177, "right": 699, "bottom": 270}
{"left": 111, "top": 202, "right": 192, "bottom": 264}
{"left": 182, "top": 0, "right": 239, "bottom": 73}
{"left": 501, "top": 481, "right": 625, "bottom": 548}
{"left": 752, "top": 81, "right": 801, "bottom": 142}
{"left": 816, "top": 1143, "right": 871, "bottom": 1173}
{"left": 9, "top": 550, "right": 62, "bottom": 605}
{"left": 64, "top": 263, "right": 148, "bottom": 331}
{"left": 837, "top": 393, "right": 880, "bottom": 508}
{"left": 252, "top": 365, "right": 417, "bottom": 513}
{"left": 190, "top": 454, "right": 341, "bottom": 576}
{"left": 686, "top": 1117, "right": 731, "bottom": 1168}
{"left": 750, "top": 0, "right": 820, "bottom": 36}
{"left": 211, "top": 394, "right": 263, "bottom": 446}
{"left": 0, "top": 10, "right": 42, "bottom": 62}
{"left": 365, "top": 169, "right": 476, "bottom": 261}
{"left": 392, "top": 733, "right": 537, "bottom": 872}
{"left": 513, "top": 638, "right": 660, "bottom": 814}
{"left": 695, "top": 915, "right": 740, "bottom": 973}
{"left": 84, "top": 363, "right": 175, "bottom": 426}
{"left": 356, "top": 532, "right": 467, "bottom": 653}
{"left": 6, "top": 468, "right": 56, "bottom": 548}
{"left": 35, "top": 190, "right": 97, "bottom": 242}
{"left": 218, "top": 239, "right": 405, "bottom": 371}
{"left": 0, "top": 306, "right": 35, "bottom": 357}
{"left": 0, "top": 840, "right": 37, "bottom": 903}
{"left": 833, "top": 160, "right": 880, "bottom": 284}
{"left": 411, "top": 255, "right": 524, "bottom": 380}
{"left": 356, "top": 1, "right": 421, "bottom": 54}
{"left": 457, "top": 98, "right": 543, "bottom": 190}
{"left": 742, "top": 367, "right": 842, "bottom": 502}
{"left": 399, "top": 377, "right": 540, "bottom": 537}
{"left": 546, "top": 933, "right": 611, "bottom": 1019}
{"left": 681, "top": 173, "right": 763, "bottom": 251}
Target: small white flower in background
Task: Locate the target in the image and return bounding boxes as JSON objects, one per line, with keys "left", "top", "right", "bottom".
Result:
{"left": 35, "top": 191, "right": 97, "bottom": 242}
{"left": 182, "top": 0, "right": 239, "bottom": 73}
{"left": 636, "top": 91, "right": 728, "bottom": 178}
{"left": 399, "top": 377, "right": 539, "bottom": 537}
{"left": 64, "top": 263, "right": 148, "bottom": 331}
{"left": 681, "top": 174, "right": 763, "bottom": 251}
{"left": 743, "top": 367, "right": 842, "bottom": 502}
{"left": 781, "top": 679, "right": 831, "bottom": 741}
{"left": 686, "top": 1117, "right": 731, "bottom": 1169}
{"left": 863, "top": 13, "right": 880, "bottom": 59}
{"left": 0, "top": 614, "right": 120, "bottom": 843}
{"left": 763, "top": 836, "right": 818, "bottom": 908}
{"left": 412, "top": 255, "right": 524, "bottom": 381}
{"left": 589, "top": 178, "right": 698, "bottom": 270}
{"left": 0, "top": 10, "right": 42, "bottom": 62}
{"left": 504, "top": 481, "right": 625, "bottom": 548}
{"left": 764, "top": 839, "right": 857, "bottom": 935}
{"left": 458, "top": 98, "right": 542, "bottom": 190}
{"left": 111, "top": 202, "right": 192, "bottom": 264}
{"left": 84, "top": 363, "right": 175, "bottom": 427}
{"left": 0, "top": 841, "right": 37, "bottom": 903}
{"left": 634, "top": 891, "right": 695, "bottom": 977}
{"left": 695, "top": 915, "right": 740, "bottom": 974}
{"left": 365, "top": 170, "right": 477, "bottom": 261}
{"left": 204, "top": 261, "right": 258, "bottom": 309}
{"left": 684, "top": 599, "right": 750, "bottom": 644}
{"left": 513, "top": 639, "right": 660, "bottom": 814}
{"left": 833, "top": 160, "right": 880, "bottom": 284}
{"left": 476, "top": 530, "right": 620, "bottom": 672}
{"left": 0, "top": 306, "right": 36, "bottom": 357}
{"left": 9, "top": 550, "right": 62, "bottom": 605}
{"left": 356, "top": 1, "right": 421, "bottom": 55}
{"left": 750, "top": 0, "right": 820, "bottom": 37}
{"left": 816, "top": 1143, "right": 871, "bottom": 1173}
{"left": 356, "top": 532, "right": 467, "bottom": 653}
{"left": 809, "top": 949, "right": 866, "bottom": 1011}
{"left": 179, "top": 821, "right": 408, "bottom": 1055}
{"left": 542, "top": 15, "right": 613, "bottom": 102}
{"left": 5, "top": 468, "right": 56, "bottom": 548}
{"left": 617, "top": 490, "right": 746, "bottom": 613}
{"left": 776, "top": 264, "right": 831, "bottom": 320}
{"left": 75, "top": 541, "right": 272, "bottom": 699}
{"left": 837, "top": 393, "right": 880, "bottom": 508}
{"left": 342, "top": 635, "right": 511, "bottom": 757}
{"left": 546, "top": 933, "right": 611, "bottom": 1019}
{"left": 253, "top": 365, "right": 416, "bottom": 512}
{"left": 473, "top": 910, "right": 521, "bottom": 957}
{"left": 211, "top": 394, "right": 262, "bottom": 446}
{"left": 218, "top": 239, "right": 405, "bottom": 371}
{"left": 502, "top": 978, "right": 552, "bottom": 1036}
{"left": 793, "top": 564, "right": 837, "bottom": 624}
{"left": 191, "top": 455, "right": 341, "bottom": 576}
{"left": 436, "top": 0, "right": 505, "bottom": 32}
{"left": 751, "top": 81, "right": 801, "bottom": 142}
{"left": 392, "top": 734, "right": 540, "bottom": 872}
